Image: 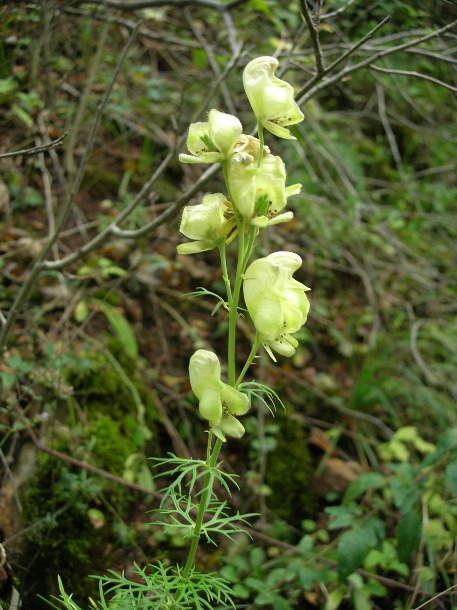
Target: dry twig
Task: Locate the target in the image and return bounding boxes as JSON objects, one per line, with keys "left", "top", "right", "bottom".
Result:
{"left": 0, "top": 134, "right": 67, "bottom": 159}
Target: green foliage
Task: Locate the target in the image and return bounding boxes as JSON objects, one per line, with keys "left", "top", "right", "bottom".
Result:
{"left": 397, "top": 510, "right": 422, "bottom": 563}
{"left": 88, "top": 299, "right": 138, "bottom": 358}
{"left": 22, "top": 453, "right": 107, "bottom": 608}
{"left": 44, "top": 567, "right": 236, "bottom": 610}
{"left": 154, "top": 493, "right": 256, "bottom": 545}
{"left": 153, "top": 454, "right": 240, "bottom": 502}
{"left": 152, "top": 453, "right": 257, "bottom": 546}
{"left": 98, "top": 562, "right": 235, "bottom": 610}
{"left": 320, "top": 426, "right": 457, "bottom": 604}
{"left": 220, "top": 546, "right": 302, "bottom": 608}
{"left": 239, "top": 381, "right": 286, "bottom": 416}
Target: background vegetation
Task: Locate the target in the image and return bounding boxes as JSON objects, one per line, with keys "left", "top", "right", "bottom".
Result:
{"left": 1, "top": 1, "right": 456, "bottom": 608}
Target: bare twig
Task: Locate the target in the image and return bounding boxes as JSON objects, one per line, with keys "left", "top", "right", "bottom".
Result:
{"left": 371, "top": 63, "right": 457, "bottom": 93}
{"left": 412, "top": 585, "right": 457, "bottom": 610}
{"left": 184, "top": 8, "right": 236, "bottom": 115}
{"left": 278, "top": 368, "right": 394, "bottom": 440}
{"left": 26, "top": 427, "right": 164, "bottom": 500}
{"left": 300, "top": 0, "right": 325, "bottom": 74}
{"left": 52, "top": 0, "right": 249, "bottom": 11}
{"left": 0, "top": 133, "right": 67, "bottom": 159}
{"left": 376, "top": 82, "right": 402, "bottom": 170}
{"left": 221, "top": 9, "right": 239, "bottom": 55}
{"left": 37, "top": 32, "right": 242, "bottom": 268}
{"left": 24, "top": 428, "right": 435, "bottom": 598}
{"left": 64, "top": 16, "right": 110, "bottom": 176}
{"left": 343, "top": 249, "right": 382, "bottom": 349}
{"left": 109, "top": 161, "right": 220, "bottom": 239}
{"left": 297, "top": 15, "right": 391, "bottom": 101}
{"left": 408, "top": 319, "right": 454, "bottom": 384}
{"left": 297, "top": 19, "right": 457, "bottom": 105}
{"left": 42, "top": 148, "right": 176, "bottom": 270}
{"left": 62, "top": 6, "right": 202, "bottom": 48}
{"left": 0, "top": 449, "right": 22, "bottom": 513}
{"left": 320, "top": 0, "right": 357, "bottom": 20}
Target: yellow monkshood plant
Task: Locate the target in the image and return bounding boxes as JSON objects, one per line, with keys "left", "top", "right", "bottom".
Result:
{"left": 156, "top": 55, "right": 310, "bottom": 607}
{"left": 47, "top": 56, "right": 308, "bottom": 610}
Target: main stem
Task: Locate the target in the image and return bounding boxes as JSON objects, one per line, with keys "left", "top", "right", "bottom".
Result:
{"left": 227, "top": 218, "right": 246, "bottom": 386}
{"left": 181, "top": 158, "right": 260, "bottom": 579}
{"left": 182, "top": 436, "right": 223, "bottom": 579}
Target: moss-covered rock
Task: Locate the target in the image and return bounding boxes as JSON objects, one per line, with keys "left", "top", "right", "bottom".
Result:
{"left": 265, "top": 412, "right": 315, "bottom": 528}
{"left": 20, "top": 451, "right": 109, "bottom": 608}
{"left": 18, "top": 343, "right": 162, "bottom": 607}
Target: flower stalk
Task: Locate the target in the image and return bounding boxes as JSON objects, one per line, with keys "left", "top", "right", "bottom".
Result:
{"left": 175, "top": 55, "right": 308, "bottom": 585}
{"left": 182, "top": 436, "right": 223, "bottom": 580}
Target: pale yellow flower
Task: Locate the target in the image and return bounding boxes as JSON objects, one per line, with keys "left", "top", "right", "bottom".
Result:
{"left": 243, "top": 56, "right": 304, "bottom": 139}
{"left": 179, "top": 109, "right": 243, "bottom": 164}
{"left": 177, "top": 193, "right": 236, "bottom": 255}
{"left": 189, "top": 350, "right": 250, "bottom": 441}
{"left": 243, "top": 252, "right": 310, "bottom": 360}
{"left": 228, "top": 153, "right": 301, "bottom": 226}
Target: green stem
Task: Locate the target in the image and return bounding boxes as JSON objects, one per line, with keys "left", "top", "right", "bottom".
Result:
{"left": 257, "top": 120, "right": 264, "bottom": 167}
{"left": 236, "top": 333, "right": 261, "bottom": 387}
{"left": 182, "top": 436, "right": 223, "bottom": 579}
{"left": 228, "top": 218, "right": 246, "bottom": 385}
{"left": 241, "top": 225, "right": 257, "bottom": 272}
{"left": 219, "top": 241, "right": 232, "bottom": 303}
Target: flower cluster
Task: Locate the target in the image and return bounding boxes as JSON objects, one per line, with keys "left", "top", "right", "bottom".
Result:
{"left": 178, "top": 56, "right": 309, "bottom": 440}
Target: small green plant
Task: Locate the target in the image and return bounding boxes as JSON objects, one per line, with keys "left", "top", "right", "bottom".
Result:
{"left": 45, "top": 56, "right": 310, "bottom": 609}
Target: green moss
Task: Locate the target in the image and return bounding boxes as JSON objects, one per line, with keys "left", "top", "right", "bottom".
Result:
{"left": 265, "top": 412, "right": 315, "bottom": 528}
{"left": 68, "top": 345, "right": 159, "bottom": 435}
{"left": 21, "top": 452, "right": 107, "bottom": 608}
{"left": 84, "top": 413, "right": 136, "bottom": 473}
{"left": 18, "top": 344, "right": 162, "bottom": 607}
{"left": 68, "top": 350, "right": 131, "bottom": 421}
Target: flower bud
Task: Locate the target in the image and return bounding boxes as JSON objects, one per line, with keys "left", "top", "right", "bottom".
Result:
{"left": 189, "top": 349, "right": 250, "bottom": 441}
{"left": 179, "top": 109, "right": 243, "bottom": 164}
{"left": 243, "top": 252, "right": 310, "bottom": 360}
{"left": 243, "top": 56, "right": 304, "bottom": 139}
{"left": 177, "top": 193, "right": 236, "bottom": 255}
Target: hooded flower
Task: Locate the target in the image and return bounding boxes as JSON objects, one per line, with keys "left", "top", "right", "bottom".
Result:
{"left": 243, "top": 252, "right": 310, "bottom": 361}
{"left": 179, "top": 109, "right": 243, "bottom": 164}
{"left": 243, "top": 56, "right": 304, "bottom": 140}
{"left": 228, "top": 152, "right": 301, "bottom": 226}
{"left": 177, "top": 193, "right": 236, "bottom": 255}
{"left": 189, "top": 350, "right": 250, "bottom": 441}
